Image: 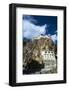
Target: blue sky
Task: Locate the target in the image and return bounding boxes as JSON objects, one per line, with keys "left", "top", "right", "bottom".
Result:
{"left": 23, "top": 15, "right": 57, "bottom": 44}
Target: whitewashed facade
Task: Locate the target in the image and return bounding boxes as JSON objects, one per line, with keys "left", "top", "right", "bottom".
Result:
{"left": 41, "top": 50, "right": 56, "bottom": 61}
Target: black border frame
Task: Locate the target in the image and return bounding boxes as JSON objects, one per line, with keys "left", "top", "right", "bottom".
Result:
{"left": 9, "top": 3, "right": 66, "bottom": 86}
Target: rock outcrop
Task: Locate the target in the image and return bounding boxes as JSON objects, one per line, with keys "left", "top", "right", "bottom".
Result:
{"left": 23, "top": 35, "right": 57, "bottom": 74}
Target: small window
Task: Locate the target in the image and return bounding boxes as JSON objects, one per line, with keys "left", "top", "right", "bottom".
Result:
{"left": 52, "top": 54, "right": 53, "bottom": 56}
{"left": 48, "top": 51, "right": 50, "bottom": 53}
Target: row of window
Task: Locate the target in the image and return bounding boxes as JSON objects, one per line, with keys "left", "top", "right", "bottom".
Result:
{"left": 45, "top": 51, "right": 54, "bottom": 54}
{"left": 44, "top": 56, "right": 56, "bottom": 59}
{"left": 45, "top": 54, "right": 55, "bottom": 57}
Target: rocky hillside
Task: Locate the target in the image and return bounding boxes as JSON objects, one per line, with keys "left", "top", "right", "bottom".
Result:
{"left": 23, "top": 35, "right": 57, "bottom": 74}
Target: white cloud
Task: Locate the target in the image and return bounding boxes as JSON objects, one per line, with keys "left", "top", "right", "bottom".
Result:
{"left": 51, "top": 34, "right": 57, "bottom": 43}
{"left": 23, "top": 20, "right": 47, "bottom": 39}
{"left": 23, "top": 16, "right": 57, "bottom": 44}
{"left": 23, "top": 15, "right": 37, "bottom": 24}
